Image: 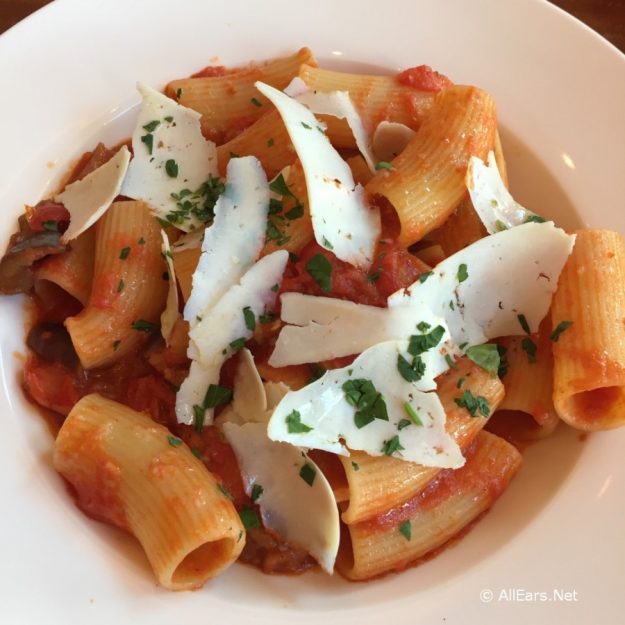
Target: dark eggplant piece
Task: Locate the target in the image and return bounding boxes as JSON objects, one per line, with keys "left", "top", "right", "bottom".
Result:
{"left": 0, "top": 215, "right": 67, "bottom": 294}
{"left": 26, "top": 323, "right": 78, "bottom": 370}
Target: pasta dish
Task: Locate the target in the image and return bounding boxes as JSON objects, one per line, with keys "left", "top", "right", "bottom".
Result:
{"left": 1, "top": 48, "right": 623, "bottom": 590}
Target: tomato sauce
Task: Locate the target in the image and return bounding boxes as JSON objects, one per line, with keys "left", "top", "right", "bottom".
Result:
{"left": 396, "top": 65, "right": 452, "bottom": 92}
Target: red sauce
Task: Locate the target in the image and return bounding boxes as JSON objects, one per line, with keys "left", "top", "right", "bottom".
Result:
{"left": 26, "top": 201, "right": 70, "bottom": 233}
{"left": 396, "top": 65, "right": 452, "bottom": 92}
{"left": 191, "top": 65, "right": 227, "bottom": 78}
{"left": 280, "top": 239, "right": 429, "bottom": 307}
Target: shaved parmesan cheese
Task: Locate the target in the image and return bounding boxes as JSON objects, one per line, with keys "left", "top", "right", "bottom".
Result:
{"left": 55, "top": 146, "right": 130, "bottom": 244}
{"left": 190, "top": 250, "right": 287, "bottom": 367}
{"left": 256, "top": 81, "right": 380, "bottom": 269}
{"left": 264, "top": 381, "right": 290, "bottom": 411}
{"left": 121, "top": 82, "right": 218, "bottom": 231}
{"left": 223, "top": 421, "right": 340, "bottom": 573}
{"left": 176, "top": 251, "right": 288, "bottom": 424}
{"left": 269, "top": 293, "right": 452, "bottom": 367}
{"left": 268, "top": 340, "right": 462, "bottom": 468}
{"left": 232, "top": 348, "right": 266, "bottom": 420}
{"left": 285, "top": 77, "right": 375, "bottom": 172}
{"left": 466, "top": 151, "right": 542, "bottom": 233}
{"left": 372, "top": 121, "right": 416, "bottom": 162}
{"left": 175, "top": 358, "right": 221, "bottom": 425}
{"left": 160, "top": 231, "right": 179, "bottom": 345}
{"left": 184, "top": 156, "right": 269, "bottom": 329}
{"left": 388, "top": 221, "right": 576, "bottom": 346}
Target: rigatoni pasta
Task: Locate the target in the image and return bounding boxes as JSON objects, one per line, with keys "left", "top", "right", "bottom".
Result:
{"left": 53, "top": 394, "right": 245, "bottom": 590}
{"left": 551, "top": 230, "right": 625, "bottom": 430}
{"left": 337, "top": 431, "right": 521, "bottom": 580}
{"left": 65, "top": 201, "right": 168, "bottom": 369}
{"left": 365, "top": 85, "right": 497, "bottom": 245}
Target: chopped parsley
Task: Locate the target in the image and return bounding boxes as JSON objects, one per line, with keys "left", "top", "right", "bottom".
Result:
{"left": 416, "top": 321, "right": 431, "bottom": 333}
{"left": 119, "top": 246, "right": 131, "bottom": 260}
{"left": 116, "top": 279, "right": 125, "bottom": 293}
{"left": 307, "top": 363, "right": 326, "bottom": 384}
{"left": 142, "top": 120, "right": 160, "bottom": 132}
{"left": 465, "top": 343, "right": 500, "bottom": 374}
{"left": 517, "top": 313, "right": 530, "bottom": 335}
{"left": 454, "top": 390, "right": 490, "bottom": 417}
{"left": 191, "top": 447, "right": 202, "bottom": 459}
{"left": 457, "top": 376, "right": 465, "bottom": 389}
{"left": 408, "top": 325, "right": 445, "bottom": 355}
{"left": 418, "top": 271, "right": 433, "bottom": 283}
{"left": 193, "top": 404, "right": 206, "bottom": 433}
{"left": 497, "top": 345, "right": 509, "bottom": 378}
{"left": 445, "top": 353, "right": 457, "bottom": 369}
{"left": 551, "top": 320, "right": 573, "bottom": 342}
{"left": 301, "top": 121, "right": 312, "bottom": 130}
{"left": 140, "top": 133, "right": 154, "bottom": 155}
{"left": 403, "top": 402, "right": 423, "bottom": 426}
{"left": 167, "top": 435, "right": 183, "bottom": 447}
{"left": 266, "top": 172, "right": 303, "bottom": 243}
{"left": 165, "top": 159, "right": 179, "bottom": 178}
{"left": 397, "top": 353, "right": 426, "bottom": 382}
{"left": 375, "top": 161, "right": 395, "bottom": 171}
{"left": 112, "top": 340, "right": 121, "bottom": 351}
{"left": 239, "top": 507, "right": 261, "bottom": 529}
{"left": 299, "top": 462, "right": 316, "bottom": 486}
{"left": 285, "top": 203, "right": 304, "bottom": 220}
{"left": 525, "top": 214, "right": 546, "bottom": 223}
{"left": 322, "top": 236, "right": 334, "bottom": 250}
{"left": 130, "top": 319, "right": 158, "bottom": 333}
{"left": 250, "top": 97, "right": 262, "bottom": 107}
{"left": 243, "top": 306, "right": 256, "bottom": 331}
{"left": 457, "top": 263, "right": 469, "bottom": 283}
{"left": 167, "top": 175, "right": 225, "bottom": 225}
{"left": 342, "top": 378, "right": 389, "bottom": 428}
{"left": 164, "top": 115, "right": 174, "bottom": 123}
{"left": 399, "top": 520, "right": 412, "bottom": 541}
{"left": 495, "top": 220, "right": 507, "bottom": 231}
{"left": 306, "top": 254, "right": 332, "bottom": 292}
{"left": 285, "top": 409, "right": 313, "bottom": 434}
{"left": 138, "top": 236, "right": 146, "bottom": 245}
{"left": 521, "top": 337, "right": 537, "bottom": 363}
{"left": 175, "top": 88, "right": 182, "bottom": 99}
{"left": 251, "top": 483, "right": 264, "bottom": 502}
{"left": 204, "top": 384, "right": 233, "bottom": 409}
{"left": 42, "top": 220, "right": 58, "bottom": 232}
{"left": 397, "top": 418, "right": 412, "bottom": 430}
{"left": 267, "top": 138, "right": 274, "bottom": 147}
{"left": 381, "top": 435, "right": 405, "bottom": 456}
{"left": 351, "top": 461, "right": 360, "bottom": 471}
{"left": 367, "top": 269, "right": 381, "bottom": 284}
{"left": 217, "top": 483, "right": 234, "bottom": 500}
{"left": 229, "top": 337, "right": 246, "bottom": 351}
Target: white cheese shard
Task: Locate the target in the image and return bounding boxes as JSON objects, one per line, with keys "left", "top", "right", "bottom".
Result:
{"left": 121, "top": 82, "right": 218, "bottom": 231}
{"left": 219, "top": 350, "right": 340, "bottom": 574}
{"left": 285, "top": 77, "right": 376, "bottom": 172}
{"left": 255, "top": 81, "right": 380, "bottom": 269}
{"left": 55, "top": 146, "right": 130, "bottom": 244}
{"left": 223, "top": 421, "right": 340, "bottom": 573}
{"left": 184, "top": 156, "right": 269, "bottom": 330}
{"left": 269, "top": 293, "right": 453, "bottom": 367}
{"left": 160, "top": 230, "right": 179, "bottom": 345}
{"left": 176, "top": 250, "right": 288, "bottom": 424}
{"left": 267, "top": 339, "right": 463, "bottom": 468}
{"left": 466, "top": 150, "right": 544, "bottom": 233}
{"left": 232, "top": 348, "right": 267, "bottom": 420}
{"left": 372, "top": 121, "right": 416, "bottom": 162}
{"left": 388, "top": 221, "right": 576, "bottom": 346}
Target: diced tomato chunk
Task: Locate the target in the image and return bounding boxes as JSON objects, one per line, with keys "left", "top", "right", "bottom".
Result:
{"left": 396, "top": 65, "right": 452, "bottom": 92}
{"left": 26, "top": 201, "right": 70, "bottom": 233}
